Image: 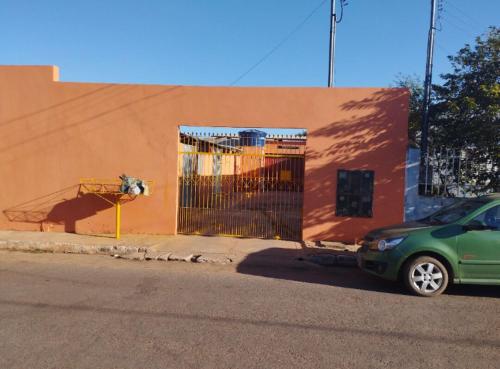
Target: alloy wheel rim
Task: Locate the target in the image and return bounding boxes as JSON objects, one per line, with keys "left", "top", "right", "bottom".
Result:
{"left": 411, "top": 262, "right": 443, "bottom": 293}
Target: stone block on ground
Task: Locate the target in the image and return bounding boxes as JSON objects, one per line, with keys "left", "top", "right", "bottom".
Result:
{"left": 119, "top": 252, "right": 146, "bottom": 261}
{"left": 156, "top": 253, "right": 172, "bottom": 261}
{"left": 167, "top": 253, "right": 196, "bottom": 262}
{"left": 144, "top": 250, "right": 162, "bottom": 260}
{"left": 194, "top": 254, "right": 233, "bottom": 264}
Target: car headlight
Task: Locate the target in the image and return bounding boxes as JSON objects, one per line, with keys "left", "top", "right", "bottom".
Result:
{"left": 377, "top": 236, "right": 406, "bottom": 251}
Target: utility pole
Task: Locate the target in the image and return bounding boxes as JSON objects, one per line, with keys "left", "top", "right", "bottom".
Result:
{"left": 421, "top": 0, "right": 438, "bottom": 165}
{"left": 328, "top": 0, "right": 336, "bottom": 87}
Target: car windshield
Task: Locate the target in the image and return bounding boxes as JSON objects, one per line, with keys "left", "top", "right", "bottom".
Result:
{"left": 419, "top": 199, "right": 487, "bottom": 225}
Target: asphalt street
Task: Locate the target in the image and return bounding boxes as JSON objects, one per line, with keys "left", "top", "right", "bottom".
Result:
{"left": 0, "top": 251, "right": 499, "bottom": 369}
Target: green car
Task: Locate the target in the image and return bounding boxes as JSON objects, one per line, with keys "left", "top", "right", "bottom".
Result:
{"left": 357, "top": 193, "right": 500, "bottom": 296}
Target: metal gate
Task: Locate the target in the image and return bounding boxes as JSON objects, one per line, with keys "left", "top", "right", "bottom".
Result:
{"left": 177, "top": 130, "right": 306, "bottom": 240}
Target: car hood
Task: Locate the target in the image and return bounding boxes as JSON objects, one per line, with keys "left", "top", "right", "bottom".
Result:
{"left": 364, "top": 221, "right": 433, "bottom": 241}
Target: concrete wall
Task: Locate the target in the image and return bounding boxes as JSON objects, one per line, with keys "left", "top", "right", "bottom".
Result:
{"left": 0, "top": 66, "right": 409, "bottom": 242}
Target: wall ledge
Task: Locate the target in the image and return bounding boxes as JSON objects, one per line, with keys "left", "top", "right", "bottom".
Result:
{"left": 0, "top": 65, "right": 59, "bottom": 82}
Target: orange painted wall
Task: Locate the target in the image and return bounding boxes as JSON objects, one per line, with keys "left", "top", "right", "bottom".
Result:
{"left": 0, "top": 66, "right": 408, "bottom": 242}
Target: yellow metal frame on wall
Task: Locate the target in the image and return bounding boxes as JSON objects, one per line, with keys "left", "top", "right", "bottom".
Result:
{"left": 79, "top": 178, "right": 153, "bottom": 239}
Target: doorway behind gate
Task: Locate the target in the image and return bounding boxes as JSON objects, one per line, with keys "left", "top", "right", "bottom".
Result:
{"left": 177, "top": 126, "right": 307, "bottom": 241}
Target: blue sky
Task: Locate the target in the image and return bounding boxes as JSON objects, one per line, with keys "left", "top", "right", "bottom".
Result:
{"left": 0, "top": 0, "right": 497, "bottom": 87}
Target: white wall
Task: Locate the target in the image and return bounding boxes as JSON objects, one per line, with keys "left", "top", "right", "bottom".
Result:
{"left": 404, "top": 147, "right": 460, "bottom": 221}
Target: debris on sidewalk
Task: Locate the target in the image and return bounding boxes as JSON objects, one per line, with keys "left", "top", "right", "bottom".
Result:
{"left": 113, "top": 250, "right": 234, "bottom": 264}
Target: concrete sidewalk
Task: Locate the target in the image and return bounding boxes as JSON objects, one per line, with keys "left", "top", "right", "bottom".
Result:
{"left": 0, "top": 230, "right": 358, "bottom": 268}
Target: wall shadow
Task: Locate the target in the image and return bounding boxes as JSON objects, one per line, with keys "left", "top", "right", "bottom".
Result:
{"left": 236, "top": 248, "right": 500, "bottom": 298}
{"left": 3, "top": 185, "right": 114, "bottom": 233}
{"left": 303, "top": 89, "right": 409, "bottom": 242}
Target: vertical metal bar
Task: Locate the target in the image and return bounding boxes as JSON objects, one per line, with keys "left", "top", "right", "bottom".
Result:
{"left": 115, "top": 201, "right": 121, "bottom": 240}
{"left": 192, "top": 133, "right": 197, "bottom": 233}
{"left": 196, "top": 133, "right": 201, "bottom": 233}
{"left": 232, "top": 137, "right": 236, "bottom": 237}
{"left": 185, "top": 135, "right": 189, "bottom": 232}
{"left": 255, "top": 147, "right": 259, "bottom": 238}
{"left": 225, "top": 150, "right": 228, "bottom": 234}
{"left": 177, "top": 138, "right": 181, "bottom": 233}
{"left": 205, "top": 141, "right": 209, "bottom": 233}
{"left": 188, "top": 135, "right": 192, "bottom": 232}
{"left": 259, "top": 145, "right": 263, "bottom": 237}
{"left": 185, "top": 133, "right": 190, "bottom": 234}
{"left": 250, "top": 147, "right": 255, "bottom": 238}
{"left": 277, "top": 144, "right": 283, "bottom": 239}
{"left": 185, "top": 133, "right": 190, "bottom": 233}
{"left": 179, "top": 139, "right": 183, "bottom": 233}
{"left": 236, "top": 136, "right": 241, "bottom": 237}
{"left": 283, "top": 141, "right": 288, "bottom": 239}
{"left": 228, "top": 147, "right": 231, "bottom": 229}
{"left": 244, "top": 139, "right": 249, "bottom": 237}
{"left": 231, "top": 142, "right": 236, "bottom": 236}
{"left": 285, "top": 143, "right": 291, "bottom": 240}
{"left": 266, "top": 146, "right": 270, "bottom": 237}
{"left": 216, "top": 148, "right": 221, "bottom": 234}
{"left": 276, "top": 149, "right": 279, "bottom": 238}
{"left": 181, "top": 144, "right": 186, "bottom": 233}
{"left": 193, "top": 133, "right": 198, "bottom": 234}
{"left": 225, "top": 150, "right": 230, "bottom": 234}
{"left": 260, "top": 145, "right": 266, "bottom": 238}
{"left": 293, "top": 149, "right": 298, "bottom": 240}
{"left": 215, "top": 149, "right": 220, "bottom": 234}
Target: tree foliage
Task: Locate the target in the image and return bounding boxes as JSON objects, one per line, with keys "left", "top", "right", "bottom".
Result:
{"left": 396, "top": 27, "right": 499, "bottom": 193}
{"left": 393, "top": 74, "right": 424, "bottom": 145}
{"left": 432, "top": 27, "right": 499, "bottom": 150}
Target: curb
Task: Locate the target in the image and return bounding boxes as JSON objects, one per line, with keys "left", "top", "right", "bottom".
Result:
{"left": 0, "top": 238, "right": 357, "bottom": 268}
{"left": 0, "top": 239, "right": 146, "bottom": 256}
{"left": 0, "top": 239, "right": 234, "bottom": 265}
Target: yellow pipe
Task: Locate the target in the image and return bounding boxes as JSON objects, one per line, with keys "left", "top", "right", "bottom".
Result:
{"left": 115, "top": 201, "right": 121, "bottom": 240}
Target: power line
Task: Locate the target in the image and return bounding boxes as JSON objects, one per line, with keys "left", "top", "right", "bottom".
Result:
{"left": 446, "top": 0, "right": 482, "bottom": 28}
{"left": 436, "top": 41, "right": 453, "bottom": 58}
{"left": 229, "top": 0, "right": 328, "bottom": 86}
{"left": 440, "top": 0, "right": 485, "bottom": 38}
{"left": 444, "top": 7, "right": 480, "bottom": 30}
{"left": 442, "top": 6, "right": 483, "bottom": 33}
{"left": 441, "top": 14, "right": 479, "bottom": 38}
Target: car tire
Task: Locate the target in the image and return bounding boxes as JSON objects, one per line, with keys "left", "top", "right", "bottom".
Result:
{"left": 403, "top": 256, "right": 449, "bottom": 297}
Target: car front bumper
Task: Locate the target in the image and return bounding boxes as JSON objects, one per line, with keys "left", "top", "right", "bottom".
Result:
{"left": 357, "top": 245, "right": 403, "bottom": 281}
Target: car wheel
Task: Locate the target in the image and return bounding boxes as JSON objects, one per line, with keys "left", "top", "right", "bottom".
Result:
{"left": 403, "top": 256, "right": 449, "bottom": 297}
